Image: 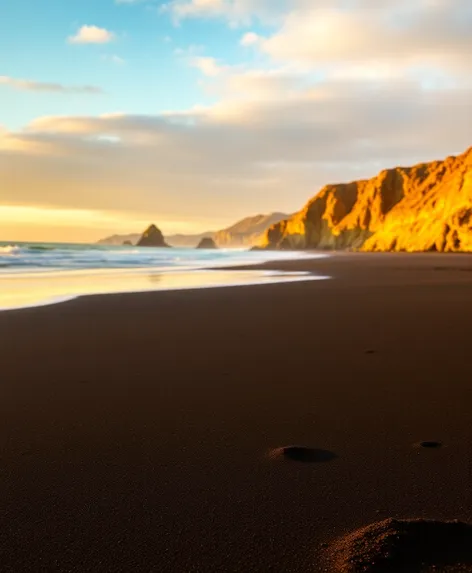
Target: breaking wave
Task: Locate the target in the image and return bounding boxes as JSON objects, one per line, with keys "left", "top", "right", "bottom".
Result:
{"left": 0, "top": 241, "right": 322, "bottom": 273}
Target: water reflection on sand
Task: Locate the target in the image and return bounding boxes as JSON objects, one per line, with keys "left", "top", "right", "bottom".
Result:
{"left": 0, "top": 268, "right": 328, "bottom": 311}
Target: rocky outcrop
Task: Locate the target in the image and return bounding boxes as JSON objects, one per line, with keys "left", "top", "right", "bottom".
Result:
{"left": 136, "top": 224, "right": 169, "bottom": 248}
{"left": 196, "top": 237, "right": 217, "bottom": 249}
{"left": 263, "top": 146, "right": 472, "bottom": 252}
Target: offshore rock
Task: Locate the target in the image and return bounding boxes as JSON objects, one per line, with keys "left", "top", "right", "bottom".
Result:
{"left": 196, "top": 237, "right": 217, "bottom": 249}
{"left": 137, "top": 224, "right": 169, "bottom": 248}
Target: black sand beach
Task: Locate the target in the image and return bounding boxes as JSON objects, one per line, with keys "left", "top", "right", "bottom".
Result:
{"left": 1, "top": 252, "right": 472, "bottom": 571}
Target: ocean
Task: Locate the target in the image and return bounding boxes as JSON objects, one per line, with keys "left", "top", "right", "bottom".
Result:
{"left": 0, "top": 241, "right": 327, "bottom": 311}
{"left": 0, "top": 241, "right": 318, "bottom": 272}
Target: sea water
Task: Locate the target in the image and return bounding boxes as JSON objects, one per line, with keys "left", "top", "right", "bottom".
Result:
{"left": 0, "top": 241, "right": 327, "bottom": 310}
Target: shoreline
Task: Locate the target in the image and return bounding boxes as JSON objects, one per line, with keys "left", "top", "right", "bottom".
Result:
{"left": 0, "top": 248, "right": 327, "bottom": 312}
{"left": 1, "top": 252, "right": 472, "bottom": 571}
{"left": 5, "top": 247, "right": 472, "bottom": 313}
{"left": 0, "top": 262, "right": 328, "bottom": 312}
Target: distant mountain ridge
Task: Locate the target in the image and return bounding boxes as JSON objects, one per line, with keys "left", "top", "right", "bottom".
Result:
{"left": 213, "top": 213, "right": 288, "bottom": 247}
{"left": 263, "top": 146, "right": 472, "bottom": 252}
{"left": 98, "top": 212, "right": 289, "bottom": 248}
{"left": 98, "top": 233, "right": 141, "bottom": 246}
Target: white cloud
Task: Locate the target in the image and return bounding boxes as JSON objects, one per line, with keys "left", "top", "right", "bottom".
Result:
{"left": 163, "top": 0, "right": 227, "bottom": 19}
{"left": 3, "top": 0, "right": 472, "bottom": 240}
{"left": 102, "top": 54, "right": 126, "bottom": 65}
{"left": 190, "top": 57, "right": 223, "bottom": 76}
{"left": 240, "top": 32, "right": 260, "bottom": 47}
{"left": 68, "top": 25, "right": 115, "bottom": 45}
{"left": 257, "top": 2, "right": 472, "bottom": 76}
{"left": 174, "top": 44, "right": 205, "bottom": 56}
{"left": 194, "top": 62, "right": 308, "bottom": 102}
{"left": 162, "top": 0, "right": 283, "bottom": 25}
{"left": 2, "top": 72, "right": 471, "bottom": 230}
{"left": 0, "top": 75, "right": 103, "bottom": 94}
{"left": 165, "top": 0, "right": 472, "bottom": 82}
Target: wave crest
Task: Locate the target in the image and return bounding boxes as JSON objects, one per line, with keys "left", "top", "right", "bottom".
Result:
{"left": 0, "top": 245, "right": 21, "bottom": 255}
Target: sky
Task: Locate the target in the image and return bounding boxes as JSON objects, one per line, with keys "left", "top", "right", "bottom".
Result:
{"left": 1, "top": 0, "right": 472, "bottom": 242}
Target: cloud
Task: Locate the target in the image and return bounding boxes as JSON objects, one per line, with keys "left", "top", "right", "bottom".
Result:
{"left": 68, "top": 25, "right": 115, "bottom": 45}
{"left": 0, "top": 76, "right": 104, "bottom": 95}
{"left": 256, "top": 1, "right": 472, "bottom": 76}
{"left": 183, "top": 48, "right": 307, "bottom": 101}
{"left": 163, "top": 0, "right": 227, "bottom": 19}
{"left": 190, "top": 57, "right": 223, "bottom": 76}
{"left": 240, "top": 32, "right": 260, "bottom": 47}
{"left": 2, "top": 71, "right": 471, "bottom": 233}
{"left": 161, "top": 0, "right": 283, "bottom": 25}
{"left": 165, "top": 0, "right": 472, "bottom": 81}
{"left": 102, "top": 54, "right": 126, "bottom": 65}
{"left": 162, "top": 0, "right": 472, "bottom": 27}
{"left": 3, "top": 0, "right": 472, "bottom": 241}
{"left": 194, "top": 62, "right": 309, "bottom": 102}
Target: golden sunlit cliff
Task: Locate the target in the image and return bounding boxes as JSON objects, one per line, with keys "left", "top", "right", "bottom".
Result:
{"left": 263, "top": 146, "right": 472, "bottom": 252}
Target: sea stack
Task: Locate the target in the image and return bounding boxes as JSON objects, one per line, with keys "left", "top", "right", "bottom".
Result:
{"left": 196, "top": 237, "right": 217, "bottom": 249}
{"left": 137, "top": 224, "right": 169, "bottom": 248}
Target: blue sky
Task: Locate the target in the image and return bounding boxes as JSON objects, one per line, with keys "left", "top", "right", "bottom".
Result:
{"left": 1, "top": 0, "right": 471, "bottom": 242}
{"left": 1, "top": 0, "right": 261, "bottom": 129}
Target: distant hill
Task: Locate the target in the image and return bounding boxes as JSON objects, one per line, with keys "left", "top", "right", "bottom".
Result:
{"left": 97, "top": 233, "right": 141, "bottom": 246}
{"left": 98, "top": 212, "right": 289, "bottom": 248}
{"left": 213, "top": 213, "right": 289, "bottom": 247}
{"left": 165, "top": 232, "right": 211, "bottom": 248}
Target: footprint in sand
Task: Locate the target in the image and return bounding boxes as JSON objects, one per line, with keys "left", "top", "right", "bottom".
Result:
{"left": 414, "top": 441, "right": 443, "bottom": 449}
{"left": 268, "top": 446, "right": 337, "bottom": 463}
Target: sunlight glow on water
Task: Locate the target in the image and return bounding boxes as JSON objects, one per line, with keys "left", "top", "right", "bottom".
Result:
{"left": 0, "top": 268, "right": 328, "bottom": 311}
{"left": 0, "top": 241, "right": 329, "bottom": 311}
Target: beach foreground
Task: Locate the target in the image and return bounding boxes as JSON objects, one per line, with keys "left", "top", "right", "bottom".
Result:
{"left": 1, "top": 252, "right": 472, "bottom": 572}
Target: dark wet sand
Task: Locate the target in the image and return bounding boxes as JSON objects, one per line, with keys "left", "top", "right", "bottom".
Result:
{"left": 1, "top": 252, "right": 472, "bottom": 572}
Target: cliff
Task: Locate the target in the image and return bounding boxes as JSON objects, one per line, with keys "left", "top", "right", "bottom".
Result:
{"left": 263, "top": 146, "right": 472, "bottom": 252}
{"left": 137, "top": 224, "right": 169, "bottom": 248}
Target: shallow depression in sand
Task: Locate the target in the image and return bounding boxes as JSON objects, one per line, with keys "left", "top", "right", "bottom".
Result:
{"left": 414, "top": 441, "right": 444, "bottom": 449}
{"left": 268, "top": 446, "right": 337, "bottom": 463}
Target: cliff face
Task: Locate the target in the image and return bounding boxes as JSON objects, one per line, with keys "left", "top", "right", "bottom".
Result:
{"left": 263, "top": 146, "right": 472, "bottom": 252}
